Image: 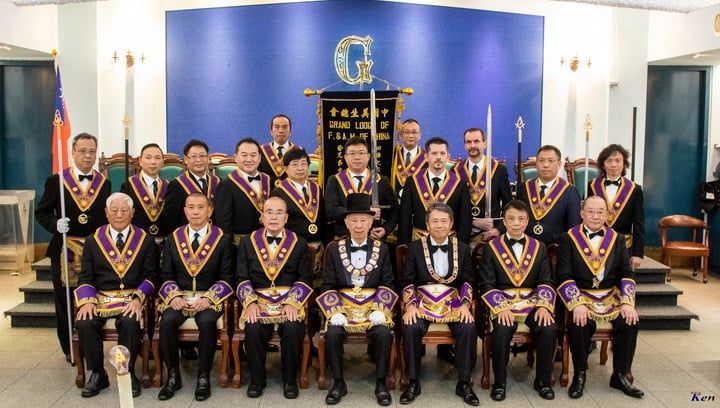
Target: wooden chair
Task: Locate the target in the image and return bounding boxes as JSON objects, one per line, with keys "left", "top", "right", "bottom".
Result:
{"left": 515, "top": 157, "right": 538, "bottom": 183}
{"left": 396, "top": 244, "right": 475, "bottom": 388}
{"left": 150, "top": 299, "right": 233, "bottom": 388}
{"left": 564, "top": 158, "right": 600, "bottom": 198}
{"left": 308, "top": 153, "right": 321, "bottom": 182}
{"left": 99, "top": 153, "right": 139, "bottom": 192}
{"left": 659, "top": 215, "right": 711, "bottom": 283}
{"left": 160, "top": 153, "right": 185, "bottom": 180}
{"left": 212, "top": 156, "right": 238, "bottom": 180}
{"left": 230, "top": 244, "right": 316, "bottom": 389}
{"left": 315, "top": 244, "right": 398, "bottom": 390}
{"left": 71, "top": 297, "right": 152, "bottom": 388}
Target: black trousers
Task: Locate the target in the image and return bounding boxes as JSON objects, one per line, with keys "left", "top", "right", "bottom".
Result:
{"left": 76, "top": 315, "right": 141, "bottom": 373}
{"left": 159, "top": 309, "right": 222, "bottom": 375}
{"left": 244, "top": 321, "right": 305, "bottom": 385}
{"left": 491, "top": 310, "right": 557, "bottom": 385}
{"left": 568, "top": 315, "right": 638, "bottom": 374}
{"left": 325, "top": 324, "right": 393, "bottom": 380}
{"left": 402, "top": 319, "right": 477, "bottom": 382}
{"left": 50, "top": 256, "right": 74, "bottom": 355}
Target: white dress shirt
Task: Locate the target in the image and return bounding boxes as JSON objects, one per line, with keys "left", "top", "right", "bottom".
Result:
{"left": 141, "top": 171, "right": 161, "bottom": 196}
{"left": 605, "top": 177, "right": 621, "bottom": 202}
{"left": 73, "top": 166, "right": 93, "bottom": 190}
{"left": 429, "top": 236, "right": 450, "bottom": 277}
{"left": 110, "top": 226, "right": 131, "bottom": 248}
{"left": 188, "top": 224, "right": 208, "bottom": 248}
{"left": 506, "top": 233, "right": 525, "bottom": 261}
{"left": 238, "top": 169, "right": 261, "bottom": 192}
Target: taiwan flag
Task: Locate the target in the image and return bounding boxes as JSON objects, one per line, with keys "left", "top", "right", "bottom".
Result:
{"left": 52, "top": 56, "right": 71, "bottom": 174}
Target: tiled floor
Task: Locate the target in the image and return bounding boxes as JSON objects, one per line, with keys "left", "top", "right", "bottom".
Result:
{"left": 1, "top": 268, "right": 719, "bottom": 407}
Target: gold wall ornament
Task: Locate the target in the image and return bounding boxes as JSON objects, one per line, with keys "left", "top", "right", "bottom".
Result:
{"left": 560, "top": 55, "right": 592, "bottom": 72}
{"left": 334, "top": 35, "right": 374, "bottom": 85}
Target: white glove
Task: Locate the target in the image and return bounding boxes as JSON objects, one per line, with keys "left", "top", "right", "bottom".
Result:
{"left": 369, "top": 310, "right": 386, "bottom": 325}
{"left": 56, "top": 217, "right": 70, "bottom": 234}
{"left": 330, "top": 313, "right": 348, "bottom": 326}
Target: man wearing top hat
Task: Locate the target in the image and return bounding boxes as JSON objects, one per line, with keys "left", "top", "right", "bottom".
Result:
{"left": 36, "top": 132, "right": 111, "bottom": 363}
{"left": 399, "top": 202, "right": 479, "bottom": 406}
{"left": 479, "top": 199, "right": 557, "bottom": 401}
{"left": 74, "top": 192, "right": 157, "bottom": 398}
{"left": 235, "top": 196, "right": 312, "bottom": 399}
{"left": 316, "top": 193, "right": 398, "bottom": 406}
{"left": 156, "top": 193, "right": 234, "bottom": 401}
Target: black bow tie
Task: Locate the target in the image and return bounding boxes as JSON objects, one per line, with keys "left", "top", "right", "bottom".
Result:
{"left": 350, "top": 244, "right": 368, "bottom": 253}
{"left": 431, "top": 244, "right": 449, "bottom": 253}
{"left": 78, "top": 174, "right": 93, "bottom": 181}
{"left": 507, "top": 237, "right": 526, "bottom": 247}
{"left": 585, "top": 229, "right": 605, "bottom": 239}
{"left": 266, "top": 236, "right": 281, "bottom": 245}
{"left": 247, "top": 175, "right": 261, "bottom": 182}
{"left": 604, "top": 179, "right": 620, "bottom": 187}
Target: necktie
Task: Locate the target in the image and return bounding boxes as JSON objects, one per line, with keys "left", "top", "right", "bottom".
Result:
{"left": 247, "top": 175, "right": 261, "bottom": 182}
{"left": 353, "top": 175, "right": 364, "bottom": 190}
{"left": 431, "top": 244, "right": 449, "bottom": 253}
{"left": 199, "top": 178, "right": 207, "bottom": 194}
{"left": 507, "top": 237, "right": 526, "bottom": 247}
{"left": 302, "top": 185, "right": 309, "bottom": 203}
{"left": 267, "top": 236, "right": 281, "bottom": 245}
{"left": 350, "top": 244, "right": 368, "bottom": 252}
{"left": 277, "top": 146, "right": 284, "bottom": 158}
{"left": 78, "top": 174, "right": 93, "bottom": 182}
{"left": 471, "top": 165, "right": 478, "bottom": 184}
{"left": 404, "top": 151, "right": 411, "bottom": 166}
{"left": 586, "top": 229, "right": 605, "bottom": 240}
{"left": 116, "top": 233, "right": 125, "bottom": 251}
{"left": 539, "top": 185, "right": 547, "bottom": 199}
{"left": 604, "top": 179, "right": 620, "bottom": 187}
{"left": 151, "top": 180, "right": 158, "bottom": 197}
{"left": 191, "top": 232, "right": 200, "bottom": 252}
{"left": 432, "top": 177, "right": 441, "bottom": 195}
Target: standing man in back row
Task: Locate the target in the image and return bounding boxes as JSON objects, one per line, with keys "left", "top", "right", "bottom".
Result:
{"left": 391, "top": 119, "right": 427, "bottom": 197}
{"left": 260, "top": 114, "right": 295, "bottom": 186}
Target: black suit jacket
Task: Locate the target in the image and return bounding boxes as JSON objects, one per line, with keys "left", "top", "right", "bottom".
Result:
{"left": 324, "top": 172, "right": 399, "bottom": 238}
{"left": 35, "top": 172, "right": 111, "bottom": 258}
{"left": 270, "top": 184, "right": 326, "bottom": 243}
{"left": 235, "top": 230, "right": 311, "bottom": 289}
{"left": 400, "top": 236, "right": 474, "bottom": 291}
{"left": 120, "top": 178, "right": 172, "bottom": 237}
{"left": 161, "top": 227, "right": 234, "bottom": 291}
{"left": 478, "top": 236, "right": 553, "bottom": 294}
{"left": 164, "top": 173, "right": 218, "bottom": 231}
{"left": 214, "top": 176, "right": 266, "bottom": 236}
{"left": 456, "top": 160, "right": 512, "bottom": 228}
{"left": 556, "top": 229, "right": 634, "bottom": 291}
{"left": 587, "top": 180, "right": 645, "bottom": 258}
{"left": 516, "top": 178, "right": 581, "bottom": 245}
{"left": 320, "top": 239, "right": 394, "bottom": 292}
{"left": 398, "top": 171, "right": 472, "bottom": 244}
{"left": 79, "top": 227, "right": 158, "bottom": 291}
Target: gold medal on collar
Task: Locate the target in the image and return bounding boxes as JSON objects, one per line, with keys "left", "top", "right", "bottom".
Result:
{"left": 471, "top": 206, "right": 481, "bottom": 217}
{"left": 308, "top": 223, "right": 318, "bottom": 234}
{"left": 149, "top": 224, "right": 159, "bottom": 235}
{"left": 78, "top": 213, "right": 89, "bottom": 224}
{"left": 533, "top": 223, "right": 544, "bottom": 235}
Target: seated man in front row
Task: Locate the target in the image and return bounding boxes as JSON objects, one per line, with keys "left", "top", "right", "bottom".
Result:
{"left": 157, "top": 193, "right": 234, "bottom": 401}
{"left": 316, "top": 193, "right": 398, "bottom": 406}
{"left": 74, "top": 192, "right": 158, "bottom": 398}
{"left": 236, "top": 196, "right": 312, "bottom": 399}
{"left": 400, "top": 203, "right": 479, "bottom": 406}
{"left": 557, "top": 196, "right": 643, "bottom": 399}
{"left": 479, "top": 200, "right": 557, "bottom": 401}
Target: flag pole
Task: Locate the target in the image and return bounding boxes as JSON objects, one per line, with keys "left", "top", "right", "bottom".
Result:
{"left": 123, "top": 51, "right": 135, "bottom": 180}
{"left": 53, "top": 49, "right": 74, "bottom": 365}
{"left": 515, "top": 116, "right": 525, "bottom": 184}
{"left": 485, "top": 105, "right": 492, "bottom": 218}
{"left": 583, "top": 114, "right": 592, "bottom": 199}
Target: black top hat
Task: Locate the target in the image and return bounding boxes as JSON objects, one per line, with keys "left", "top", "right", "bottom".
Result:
{"left": 343, "top": 193, "right": 375, "bottom": 217}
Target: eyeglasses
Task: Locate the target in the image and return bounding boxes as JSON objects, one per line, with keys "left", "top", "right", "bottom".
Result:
{"left": 187, "top": 154, "right": 208, "bottom": 161}
{"left": 401, "top": 130, "right": 420, "bottom": 136}
{"left": 287, "top": 161, "right": 309, "bottom": 168}
{"left": 74, "top": 149, "right": 97, "bottom": 157}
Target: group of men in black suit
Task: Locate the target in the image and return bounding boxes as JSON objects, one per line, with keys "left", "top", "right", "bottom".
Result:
{"left": 36, "top": 117, "right": 646, "bottom": 404}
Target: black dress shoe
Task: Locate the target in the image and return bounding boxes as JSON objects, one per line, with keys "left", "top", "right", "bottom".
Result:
{"left": 533, "top": 379, "right": 555, "bottom": 400}
{"left": 158, "top": 367, "right": 182, "bottom": 401}
{"left": 609, "top": 372, "right": 644, "bottom": 398}
{"left": 399, "top": 381, "right": 421, "bottom": 404}
{"left": 568, "top": 371, "right": 586, "bottom": 399}
{"left": 325, "top": 379, "right": 348, "bottom": 405}
{"left": 81, "top": 371, "right": 109, "bottom": 398}
{"left": 181, "top": 347, "right": 199, "bottom": 360}
{"left": 130, "top": 372, "right": 141, "bottom": 397}
{"left": 265, "top": 342, "right": 280, "bottom": 352}
{"left": 455, "top": 381, "right": 479, "bottom": 406}
{"left": 283, "top": 382, "right": 299, "bottom": 399}
{"left": 195, "top": 373, "right": 211, "bottom": 401}
{"left": 375, "top": 379, "right": 392, "bottom": 406}
{"left": 247, "top": 382, "right": 265, "bottom": 398}
{"left": 490, "top": 383, "right": 506, "bottom": 401}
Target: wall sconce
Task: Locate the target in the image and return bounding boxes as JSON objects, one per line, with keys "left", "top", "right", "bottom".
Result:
{"left": 111, "top": 50, "right": 147, "bottom": 65}
{"left": 560, "top": 55, "right": 592, "bottom": 72}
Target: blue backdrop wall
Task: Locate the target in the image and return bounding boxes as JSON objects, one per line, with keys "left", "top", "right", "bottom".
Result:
{"left": 166, "top": 0, "right": 544, "bottom": 180}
